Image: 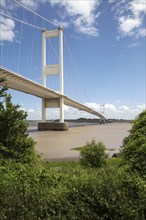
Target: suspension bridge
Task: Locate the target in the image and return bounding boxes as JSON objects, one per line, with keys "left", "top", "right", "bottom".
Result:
{"left": 0, "top": 1, "right": 106, "bottom": 130}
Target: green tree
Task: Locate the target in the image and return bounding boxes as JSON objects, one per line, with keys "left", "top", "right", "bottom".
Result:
{"left": 0, "top": 78, "right": 37, "bottom": 163}
{"left": 80, "top": 139, "right": 108, "bottom": 168}
{"left": 121, "top": 110, "right": 146, "bottom": 176}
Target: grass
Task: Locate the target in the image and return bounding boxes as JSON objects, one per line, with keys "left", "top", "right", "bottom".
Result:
{"left": 106, "top": 157, "right": 122, "bottom": 168}
{"left": 44, "top": 160, "right": 82, "bottom": 170}
{"left": 70, "top": 146, "right": 83, "bottom": 151}
{"left": 71, "top": 146, "right": 116, "bottom": 151}
{"left": 43, "top": 157, "right": 122, "bottom": 171}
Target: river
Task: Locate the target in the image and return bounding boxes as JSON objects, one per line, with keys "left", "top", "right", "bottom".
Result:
{"left": 28, "top": 122, "right": 131, "bottom": 161}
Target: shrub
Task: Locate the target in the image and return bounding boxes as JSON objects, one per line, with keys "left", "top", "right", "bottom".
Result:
{"left": 0, "top": 162, "right": 145, "bottom": 220}
{"left": 121, "top": 110, "right": 146, "bottom": 176}
{"left": 0, "top": 78, "right": 38, "bottom": 164}
{"left": 80, "top": 140, "right": 108, "bottom": 168}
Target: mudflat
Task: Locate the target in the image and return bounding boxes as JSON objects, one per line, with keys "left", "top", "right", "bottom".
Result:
{"left": 29, "top": 123, "right": 131, "bottom": 161}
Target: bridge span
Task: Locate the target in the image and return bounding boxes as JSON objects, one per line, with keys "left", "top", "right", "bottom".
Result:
{"left": 0, "top": 66, "right": 106, "bottom": 129}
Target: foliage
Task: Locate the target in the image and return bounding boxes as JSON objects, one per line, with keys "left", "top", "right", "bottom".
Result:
{"left": 106, "top": 157, "right": 122, "bottom": 168}
{"left": 80, "top": 139, "right": 108, "bottom": 168}
{"left": 0, "top": 78, "right": 38, "bottom": 164}
{"left": 0, "top": 77, "right": 146, "bottom": 219}
{"left": 121, "top": 110, "right": 146, "bottom": 176}
{"left": 0, "top": 161, "right": 145, "bottom": 220}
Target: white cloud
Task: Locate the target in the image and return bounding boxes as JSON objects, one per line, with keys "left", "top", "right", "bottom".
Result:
{"left": 18, "top": 0, "right": 49, "bottom": 10}
{"left": 0, "top": 0, "right": 6, "bottom": 7}
{"left": 112, "top": 0, "right": 146, "bottom": 38}
{"left": 50, "top": 0, "right": 101, "bottom": 37}
{"left": 136, "top": 28, "right": 146, "bottom": 37}
{"left": 108, "top": 0, "right": 115, "bottom": 3}
{"left": 104, "top": 103, "right": 145, "bottom": 119}
{"left": 105, "top": 104, "right": 117, "bottom": 111}
{"left": 1, "top": 0, "right": 19, "bottom": 11}
{"left": 73, "top": 15, "right": 99, "bottom": 37}
{"left": 119, "top": 105, "right": 130, "bottom": 111}
{"left": 128, "top": 41, "right": 140, "bottom": 47}
{"left": 26, "top": 108, "right": 42, "bottom": 120}
{"left": 0, "top": 0, "right": 46, "bottom": 42}
{"left": 53, "top": 19, "right": 70, "bottom": 28}
{"left": 73, "top": 102, "right": 145, "bottom": 120}
{"left": 118, "top": 16, "right": 141, "bottom": 36}
{"left": 19, "top": 0, "right": 38, "bottom": 9}
{"left": 1, "top": 0, "right": 47, "bottom": 12}
{"left": 129, "top": 0, "right": 146, "bottom": 16}
{"left": 1, "top": 0, "right": 101, "bottom": 38}
{"left": 25, "top": 102, "right": 145, "bottom": 120}
{"left": 136, "top": 104, "right": 145, "bottom": 110}
{"left": 50, "top": 0, "right": 100, "bottom": 17}
{"left": 28, "top": 109, "right": 35, "bottom": 113}
{"left": 0, "top": 16, "right": 15, "bottom": 42}
{"left": 114, "top": 100, "right": 122, "bottom": 104}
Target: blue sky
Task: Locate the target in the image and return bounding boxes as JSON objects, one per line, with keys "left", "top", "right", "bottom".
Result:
{"left": 0, "top": 0, "right": 145, "bottom": 120}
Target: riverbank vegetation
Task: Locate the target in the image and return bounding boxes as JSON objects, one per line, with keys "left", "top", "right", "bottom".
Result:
{"left": 0, "top": 79, "right": 146, "bottom": 219}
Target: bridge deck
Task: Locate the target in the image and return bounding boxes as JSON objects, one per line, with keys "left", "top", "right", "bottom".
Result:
{"left": 0, "top": 67, "right": 105, "bottom": 120}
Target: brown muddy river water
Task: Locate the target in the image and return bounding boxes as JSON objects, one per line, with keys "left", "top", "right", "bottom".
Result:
{"left": 28, "top": 123, "right": 131, "bottom": 161}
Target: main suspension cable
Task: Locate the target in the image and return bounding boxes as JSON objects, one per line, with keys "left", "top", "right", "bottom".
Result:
{"left": 0, "top": 11, "right": 42, "bottom": 30}
{"left": 14, "top": 0, "right": 61, "bottom": 28}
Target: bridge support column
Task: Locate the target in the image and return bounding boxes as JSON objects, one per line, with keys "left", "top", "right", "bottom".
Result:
{"left": 42, "top": 98, "right": 46, "bottom": 122}
{"left": 59, "top": 27, "right": 64, "bottom": 123}
{"left": 100, "top": 118, "right": 106, "bottom": 124}
{"left": 41, "top": 29, "right": 46, "bottom": 122}
{"left": 60, "top": 97, "right": 64, "bottom": 123}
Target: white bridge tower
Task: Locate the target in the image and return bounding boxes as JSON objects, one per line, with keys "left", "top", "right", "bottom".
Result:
{"left": 41, "top": 27, "right": 64, "bottom": 123}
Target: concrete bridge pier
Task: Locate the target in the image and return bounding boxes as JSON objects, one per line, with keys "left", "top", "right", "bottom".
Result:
{"left": 100, "top": 118, "right": 106, "bottom": 124}
{"left": 38, "top": 121, "right": 68, "bottom": 131}
{"left": 38, "top": 97, "right": 68, "bottom": 131}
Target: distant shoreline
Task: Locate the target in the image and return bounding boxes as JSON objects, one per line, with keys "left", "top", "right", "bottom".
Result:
{"left": 28, "top": 118, "right": 132, "bottom": 128}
